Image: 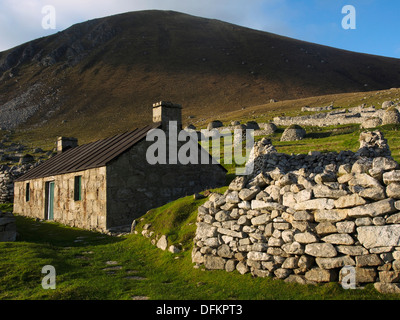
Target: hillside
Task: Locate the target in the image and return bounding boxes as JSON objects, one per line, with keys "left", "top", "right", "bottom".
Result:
{"left": 1, "top": 10, "right": 400, "bottom": 144}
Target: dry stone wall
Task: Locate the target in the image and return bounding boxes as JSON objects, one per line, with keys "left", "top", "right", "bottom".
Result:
{"left": 273, "top": 105, "right": 400, "bottom": 128}
{"left": 192, "top": 131, "right": 400, "bottom": 293}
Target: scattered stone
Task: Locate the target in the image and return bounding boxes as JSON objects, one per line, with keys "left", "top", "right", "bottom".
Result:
{"left": 156, "top": 235, "right": 168, "bottom": 251}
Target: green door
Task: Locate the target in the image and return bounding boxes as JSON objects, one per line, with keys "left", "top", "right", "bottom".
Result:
{"left": 46, "top": 181, "right": 55, "bottom": 220}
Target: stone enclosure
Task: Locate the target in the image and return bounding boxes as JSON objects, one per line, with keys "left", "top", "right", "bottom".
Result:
{"left": 192, "top": 131, "right": 400, "bottom": 294}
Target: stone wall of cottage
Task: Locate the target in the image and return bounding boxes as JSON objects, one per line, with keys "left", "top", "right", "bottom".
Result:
{"left": 13, "top": 167, "right": 107, "bottom": 231}
{"left": 192, "top": 131, "right": 400, "bottom": 294}
{"left": 106, "top": 138, "right": 227, "bottom": 230}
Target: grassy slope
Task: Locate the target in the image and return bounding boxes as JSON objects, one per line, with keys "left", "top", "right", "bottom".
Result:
{"left": 1, "top": 204, "right": 397, "bottom": 300}
{"left": 3, "top": 120, "right": 400, "bottom": 300}
{"left": 2, "top": 10, "right": 400, "bottom": 147}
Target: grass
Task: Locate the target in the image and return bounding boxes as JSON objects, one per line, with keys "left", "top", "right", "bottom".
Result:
{"left": 2, "top": 89, "right": 400, "bottom": 301}
{"left": 1, "top": 201, "right": 400, "bottom": 301}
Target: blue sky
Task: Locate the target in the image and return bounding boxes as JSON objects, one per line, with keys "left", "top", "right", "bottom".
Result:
{"left": 1, "top": 0, "right": 399, "bottom": 58}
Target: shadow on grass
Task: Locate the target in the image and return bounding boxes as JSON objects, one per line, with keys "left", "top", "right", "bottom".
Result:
{"left": 14, "top": 215, "right": 123, "bottom": 248}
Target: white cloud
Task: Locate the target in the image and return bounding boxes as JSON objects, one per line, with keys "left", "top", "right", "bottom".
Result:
{"left": 0, "top": 0, "right": 294, "bottom": 51}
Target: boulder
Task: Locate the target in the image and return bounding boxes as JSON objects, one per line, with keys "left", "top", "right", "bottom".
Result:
{"left": 280, "top": 125, "right": 306, "bottom": 141}
{"left": 156, "top": 235, "right": 168, "bottom": 251}
{"left": 382, "top": 107, "right": 400, "bottom": 125}
{"left": 207, "top": 120, "right": 224, "bottom": 130}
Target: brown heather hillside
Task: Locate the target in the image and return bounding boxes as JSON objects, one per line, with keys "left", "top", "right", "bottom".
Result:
{"left": 1, "top": 10, "right": 400, "bottom": 144}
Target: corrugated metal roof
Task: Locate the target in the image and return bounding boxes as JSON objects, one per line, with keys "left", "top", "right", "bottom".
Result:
{"left": 15, "top": 123, "right": 161, "bottom": 182}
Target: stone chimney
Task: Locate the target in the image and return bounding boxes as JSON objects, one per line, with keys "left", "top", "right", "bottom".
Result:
{"left": 153, "top": 101, "right": 182, "bottom": 131}
{"left": 57, "top": 137, "right": 78, "bottom": 154}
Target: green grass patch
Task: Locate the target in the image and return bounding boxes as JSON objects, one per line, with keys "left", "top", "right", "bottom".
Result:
{"left": 1, "top": 214, "right": 399, "bottom": 300}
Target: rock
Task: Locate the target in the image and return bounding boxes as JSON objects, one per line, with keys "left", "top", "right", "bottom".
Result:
{"left": 314, "top": 209, "right": 348, "bottom": 222}
{"left": 226, "top": 191, "right": 240, "bottom": 204}
{"left": 315, "top": 222, "right": 337, "bottom": 235}
{"left": 252, "top": 269, "right": 271, "bottom": 278}
{"left": 305, "top": 268, "right": 336, "bottom": 282}
{"left": 217, "top": 244, "right": 233, "bottom": 258}
{"left": 294, "top": 198, "right": 335, "bottom": 211}
{"left": 348, "top": 173, "right": 382, "bottom": 188}
{"left": 259, "top": 123, "right": 277, "bottom": 135}
{"left": 246, "top": 121, "right": 260, "bottom": 130}
{"left": 336, "top": 221, "right": 355, "bottom": 234}
{"left": 251, "top": 200, "right": 286, "bottom": 211}
{"left": 347, "top": 198, "right": 396, "bottom": 218}
{"left": 281, "top": 256, "right": 299, "bottom": 269}
{"left": 373, "top": 157, "right": 399, "bottom": 171}
{"left": 280, "top": 125, "right": 306, "bottom": 141}
{"left": 322, "top": 233, "right": 354, "bottom": 245}
{"left": 374, "top": 282, "right": 400, "bottom": 294}
{"left": 294, "top": 232, "right": 318, "bottom": 244}
{"left": 236, "top": 261, "right": 249, "bottom": 274}
{"left": 382, "top": 107, "right": 400, "bottom": 125}
{"left": 156, "top": 235, "right": 168, "bottom": 251}
{"left": 387, "top": 183, "right": 400, "bottom": 199}
{"left": 313, "top": 185, "right": 348, "bottom": 199}
{"left": 361, "top": 117, "right": 382, "bottom": 129}
{"left": 382, "top": 101, "right": 394, "bottom": 109}
{"left": 168, "top": 245, "right": 181, "bottom": 254}
{"left": 357, "top": 225, "right": 400, "bottom": 248}
{"left": 284, "top": 275, "right": 309, "bottom": 285}
{"left": 379, "top": 271, "right": 400, "bottom": 283}
{"left": 130, "top": 220, "right": 137, "bottom": 233}
{"left": 207, "top": 120, "right": 223, "bottom": 130}
{"left": 386, "top": 213, "right": 400, "bottom": 224}
{"left": 383, "top": 171, "right": 400, "bottom": 185}
{"left": 217, "top": 227, "right": 245, "bottom": 238}
{"left": 204, "top": 255, "right": 226, "bottom": 270}
{"left": 316, "top": 256, "right": 355, "bottom": 269}
{"left": 238, "top": 188, "right": 260, "bottom": 201}
{"left": 229, "top": 176, "right": 247, "bottom": 191}
{"left": 358, "top": 186, "right": 387, "bottom": 201}
{"left": 225, "top": 259, "right": 237, "bottom": 272}
{"left": 274, "top": 268, "right": 292, "bottom": 279}
{"left": 215, "top": 210, "right": 229, "bottom": 222}
{"left": 247, "top": 251, "right": 272, "bottom": 261}
{"left": 355, "top": 254, "right": 382, "bottom": 267}
{"left": 251, "top": 213, "right": 272, "bottom": 226}
{"left": 282, "top": 241, "right": 304, "bottom": 255}
{"left": 339, "top": 267, "right": 377, "bottom": 284}
{"left": 336, "top": 245, "right": 368, "bottom": 256}
{"left": 196, "top": 223, "right": 218, "bottom": 240}
{"left": 204, "top": 237, "right": 219, "bottom": 248}
{"left": 352, "top": 159, "right": 373, "bottom": 174}
{"left": 305, "top": 243, "right": 337, "bottom": 258}
{"left": 334, "top": 194, "right": 367, "bottom": 209}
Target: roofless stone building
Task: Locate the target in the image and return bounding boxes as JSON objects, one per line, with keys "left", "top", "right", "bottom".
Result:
{"left": 13, "top": 102, "right": 226, "bottom": 232}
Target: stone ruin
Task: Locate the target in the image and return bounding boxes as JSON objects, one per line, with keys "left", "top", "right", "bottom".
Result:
{"left": 192, "top": 130, "right": 400, "bottom": 294}
{"left": 273, "top": 103, "right": 400, "bottom": 128}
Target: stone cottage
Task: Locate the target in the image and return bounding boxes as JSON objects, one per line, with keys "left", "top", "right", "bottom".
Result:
{"left": 13, "top": 102, "right": 227, "bottom": 232}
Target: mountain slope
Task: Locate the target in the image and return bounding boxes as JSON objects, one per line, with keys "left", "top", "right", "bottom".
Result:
{"left": 1, "top": 10, "right": 400, "bottom": 143}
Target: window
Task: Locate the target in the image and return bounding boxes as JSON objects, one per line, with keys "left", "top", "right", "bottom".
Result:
{"left": 26, "top": 183, "right": 30, "bottom": 202}
{"left": 74, "top": 176, "right": 82, "bottom": 201}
